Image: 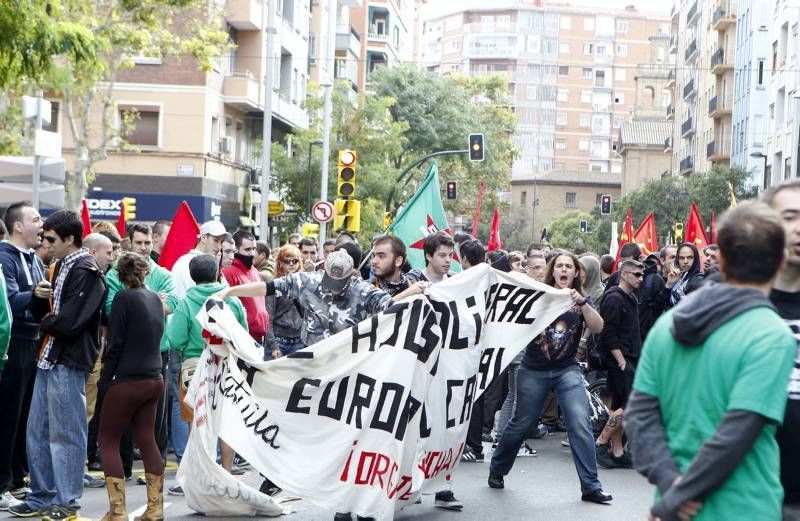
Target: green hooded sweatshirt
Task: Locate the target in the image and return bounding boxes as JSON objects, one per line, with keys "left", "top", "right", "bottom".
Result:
{"left": 0, "top": 266, "right": 12, "bottom": 372}
{"left": 106, "top": 255, "right": 179, "bottom": 352}
{"left": 166, "top": 282, "right": 247, "bottom": 361}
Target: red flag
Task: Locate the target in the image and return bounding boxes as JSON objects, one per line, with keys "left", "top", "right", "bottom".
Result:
{"left": 613, "top": 209, "right": 635, "bottom": 272}
{"left": 710, "top": 210, "right": 717, "bottom": 244}
{"left": 116, "top": 200, "right": 127, "bottom": 238}
{"left": 685, "top": 202, "right": 709, "bottom": 250}
{"left": 471, "top": 181, "right": 484, "bottom": 237}
{"left": 158, "top": 201, "right": 200, "bottom": 270}
{"left": 633, "top": 211, "right": 659, "bottom": 256}
{"left": 487, "top": 208, "right": 503, "bottom": 252}
{"left": 80, "top": 200, "right": 92, "bottom": 238}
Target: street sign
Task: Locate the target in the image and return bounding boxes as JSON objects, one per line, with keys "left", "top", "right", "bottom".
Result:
{"left": 268, "top": 200, "right": 285, "bottom": 216}
{"left": 34, "top": 130, "right": 62, "bottom": 158}
{"left": 312, "top": 200, "right": 334, "bottom": 223}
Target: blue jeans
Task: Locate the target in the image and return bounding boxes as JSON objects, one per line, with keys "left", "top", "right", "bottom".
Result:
{"left": 277, "top": 339, "right": 304, "bottom": 357}
{"left": 489, "top": 364, "right": 602, "bottom": 495}
{"left": 168, "top": 352, "right": 189, "bottom": 462}
{"left": 496, "top": 363, "right": 519, "bottom": 436}
{"left": 26, "top": 366, "right": 89, "bottom": 510}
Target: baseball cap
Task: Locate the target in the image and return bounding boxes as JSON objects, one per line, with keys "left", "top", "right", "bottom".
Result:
{"left": 199, "top": 220, "right": 227, "bottom": 237}
{"left": 322, "top": 249, "right": 354, "bottom": 292}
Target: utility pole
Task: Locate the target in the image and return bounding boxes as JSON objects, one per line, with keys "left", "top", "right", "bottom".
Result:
{"left": 319, "top": 0, "right": 337, "bottom": 241}
{"left": 32, "top": 90, "right": 44, "bottom": 210}
{"left": 259, "top": 0, "right": 277, "bottom": 243}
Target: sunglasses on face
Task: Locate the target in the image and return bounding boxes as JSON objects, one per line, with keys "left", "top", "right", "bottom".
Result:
{"left": 625, "top": 271, "right": 644, "bottom": 278}
{"left": 283, "top": 258, "right": 299, "bottom": 265}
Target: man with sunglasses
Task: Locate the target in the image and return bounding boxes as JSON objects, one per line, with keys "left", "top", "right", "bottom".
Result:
{"left": 595, "top": 259, "right": 643, "bottom": 470}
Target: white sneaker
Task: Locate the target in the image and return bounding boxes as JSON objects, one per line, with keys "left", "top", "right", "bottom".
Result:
{"left": 0, "top": 491, "right": 23, "bottom": 511}
{"left": 517, "top": 442, "right": 538, "bottom": 457}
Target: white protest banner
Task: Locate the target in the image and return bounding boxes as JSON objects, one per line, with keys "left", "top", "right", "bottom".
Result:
{"left": 178, "top": 263, "right": 573, "bottom": 519}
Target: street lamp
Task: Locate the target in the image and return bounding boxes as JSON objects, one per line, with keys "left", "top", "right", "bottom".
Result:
{"left": 307, "top": 139, "right": 324, "bottom": 217}
{"left": 750, "top": 151, "right": 768, "bottom": 191}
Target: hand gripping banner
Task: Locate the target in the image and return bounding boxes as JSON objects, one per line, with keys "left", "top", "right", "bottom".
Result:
{"left": 178, "top": 263, "right": 573, "bottom": 519}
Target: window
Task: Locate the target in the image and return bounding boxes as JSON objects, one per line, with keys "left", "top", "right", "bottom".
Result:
{"left": 560, "top": 16, "right": 571, "bottom": 30}
{"left": 580, "top": 113, "right": 591, "bottom": 127}
{"left": 558, "top": 88, "right": 569, "bottom": 101}
{"left": 772, "top": 41, "right": 778, "bottom": 71}
{"left": 556, "top": 138, "right": 567, "bottom": 150}
{"left": 119, "top": 105, "right": 160, "bottom": 147}
{"left": 615, "top": 68, "right": 626, "bottom": 81}
{"left": 595, "top": 69, "right": 606, "bottom": 86}
{"left": 583, "top": 43, "right": 593, "bottom": 55}
{"left": 616, "top": 44, "right": 628, "bottom": 57}
{"left": 757, "top": 59, "right": 765, "bottom": 86}
{"left": 557, "top": 112, "right": 568, "bottom": 125}
{"left": 308, "top": 33, "right": 317, "bottom": 63}
{"left": 596, "top": 45, "right": 607, "bottom": 57}
{"left": 527, "top": 85, "right": 538, "bottom": 99}
{"left": 393, "top": 26, "right": 400, "bottom": 47}
{"left": 559, "top": 65, "right": 569, "bottom": 76}
{"left": 559, "top": 42, "right": 570, "bottom": 53}
{"left": 584, "top": 18, "right": 594, "bottom": 31}
{"left": 520, "top": 191, "right": 527, "bottom": 205}
{"left": 582, "top": 67, "right": 593, "bottom": 79}
{"left": 497, "top": 15, "right": 510, "bottom": 27}
{"left": 210, "top": 115, "right": 219, "bottom": 152}
{"left": 579, "top": 139, "right": 589, "bottom": 151}
{"left": 41, "top": 101, "right": 59, "bottom": 133}
{"left": 617, "top": 20, "right": 629, "bottom": 34}
{"left": 447, "top": 39, "right": 461, "bottom": 51}
{"left": 565, "top": 192, "right": 577, "bottom": 207}
{"left": 527, "top": 36, "right": 541, "bottom": 52}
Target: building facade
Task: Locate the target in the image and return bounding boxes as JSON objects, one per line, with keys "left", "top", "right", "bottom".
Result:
{"left": 51, "top": 0, "right": 313, "bottom": 229}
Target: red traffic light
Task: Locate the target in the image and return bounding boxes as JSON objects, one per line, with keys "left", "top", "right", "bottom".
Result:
{"left": 446, "top": 181, "right": 457, "bottom": 199}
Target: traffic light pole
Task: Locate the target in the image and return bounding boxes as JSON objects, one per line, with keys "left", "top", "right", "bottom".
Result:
{"left": 385, "top": 149, "right": 468, "bottom": 213}
{"left": 318, "top": 0, "right": 337, "bottom": 242}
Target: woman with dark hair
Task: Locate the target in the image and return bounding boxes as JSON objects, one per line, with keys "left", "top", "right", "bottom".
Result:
{"left": 666, "top": 242, "right": 704, "bottom": 307}
{"left": 489, "top": 252, "right": 613, "bottom": 505}
{"left": 98, "top": 253, "right": 166, "bottom": 521}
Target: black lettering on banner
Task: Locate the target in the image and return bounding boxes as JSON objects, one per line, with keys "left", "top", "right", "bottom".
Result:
{"left": 497, "top": 287, "right": 536, "bottom": 323}
{"left": 319, "top": 377, "right": 350, "bottom": 421}
{"left": 381, "top": 302, "right": 408, "bottom": 347}
{"left": 445, "top": 379, "right": 462, "bottom": 428}
{"left": 430, "top": 300, "right": 450, "bottom": 340}
{"left": 402, "top": 300, "right": 440, "bottom": 363}
{"left": 394, "top": 394, "right": 422, "bottom": 441}
{"left": 369, "top": 382, "right": 404, "bottom": 434}
{"left": 236, "top": 358, "right": 259, "bottom": 386}
{"left": 486, "top": 283, "right": 515, "bottom": 322}
{"left": 448, "top": 301, "right": 469, "bottom": 350}
{"left": 419, "top": 403, "right": 432, "bottom": 438}
{"left": 514, "top": 290, "right": 544, "bottom": 324}
{"left": 351, "top": 315, "right": 379, "bottom": 354}
{"left": 346, "top": 373, "right": 376, "bottom": 428}
{"left": 476, "top": 347, "right": 505, "bottom": 390}
{"left": 460, "top": 374, "right": 476, "bottom": 424}
{"left": 286, "top": 377, "right": 321, "bottom": 414}
{"left": 466, "top": 296, "right": 482, "bottom": 343}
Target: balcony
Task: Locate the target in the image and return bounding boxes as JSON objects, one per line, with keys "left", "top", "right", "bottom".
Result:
{"left": 681, "top": 116, "right": 694, "bottom": 137}
{"left": 666, "top": 68, "right": 676, "bottom": 87}
{"left": 226, "top": 0, "right": 262, "bottom": 31}
{"left": 593, "top": 103, "right": 612, "bottom": 113}
{"left": 712, "top": 7, "right": 736, "bottom": 31}
{"left": 368, "top": 31, "right": 388, "bottom": 42}
{"left": 223, "top": 71, "right": 261, "bottom": 112}
{"left": 683, "top": 78, "right": 696, "bottom": 99}
{"left": 709, "top": 95, "right": 731, "bottom": 118}
{"left": 666, "top": 103, "right": 675, "bottom": 120}
{"left": 680, "top": 156, "right": 694, "bottom": 174}
{"left": 336, "top": 25, "right": 361, "bottom": 57}
{"left": 711, "top": 48, "right": 733, "bottom": 75}
{"left": 686, "top": 1, "right": 699, "bottom": 25}
{"left": 706, "top": 140, "right": 731, "bottom": 162}
{"left": 684, "top": 39, "right": 698, "bottom": 62}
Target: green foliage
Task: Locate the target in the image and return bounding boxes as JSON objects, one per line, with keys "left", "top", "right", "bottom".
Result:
{"left": 547, "top": 211, "right": 609, "bottom": 255}
{"left": 613, "top": 166, "right": 757, "bottom": 245}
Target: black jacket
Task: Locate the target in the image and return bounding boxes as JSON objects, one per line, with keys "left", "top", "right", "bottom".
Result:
{"left": 32, "top": 253, "right": 107, "bottom": 372}
{"left": 599, "top": 286, "right": 642, "bottom": 360}
{"left": 639, "top": 254, "right": 668, "bottom": 341}
{"left": 0, "top": 241, "right": 46, "bottom": 341}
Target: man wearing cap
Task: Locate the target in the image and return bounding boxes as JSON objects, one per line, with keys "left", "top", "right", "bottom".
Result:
{"left": 171, "top": 220, "right": 227, "bottom": 299}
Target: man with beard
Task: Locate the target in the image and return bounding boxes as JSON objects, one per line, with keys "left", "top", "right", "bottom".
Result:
{"left": 369, "top": 235, "right": 428, "bottom": 299}
{"left": 666, "top": 242, "right": 704, "bottom": 307}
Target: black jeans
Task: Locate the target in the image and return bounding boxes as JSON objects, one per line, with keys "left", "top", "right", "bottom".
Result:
{"left": 0, "top": 339, "right": 37, "bottom": 492}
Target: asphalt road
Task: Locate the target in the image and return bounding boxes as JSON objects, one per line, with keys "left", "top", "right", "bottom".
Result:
{"left": 15, "top": 435, "right": 654, "bottom": 521}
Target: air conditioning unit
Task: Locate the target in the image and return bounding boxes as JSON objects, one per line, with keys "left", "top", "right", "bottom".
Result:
{"left": 219, "top": 136, "right": 233, "bottom": 155}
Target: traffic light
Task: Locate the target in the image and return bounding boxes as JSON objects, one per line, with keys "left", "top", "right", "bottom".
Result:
{"left": 446, "top": 181, "right": 457, "bottom": 200}
{"left": 337, "top": 149, "right": 357, "bottom": 197}
{"left": 122, "top": 197, "right": 136, "bottom": 220}
{"left": 600, "top": 194, "right": 612, "bottom": 215}
{"left": 580, "top": 220, "right": 588, "bottom": 233}
{"left": 674, "top": 222, "right": 684, "bottom": 243}
{"left": 301, "top": 222, "right": 319, "bottom": 239}
{"left": 468, "top": 133, "right": 484, "bottom": 162}
{"left": 334, "top": 199, "right": 361, "bottom": 233}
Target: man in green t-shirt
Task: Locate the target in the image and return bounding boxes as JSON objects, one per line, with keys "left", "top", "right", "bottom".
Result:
{"left": 627, "top": 201, "right": 796, "bottom": 521}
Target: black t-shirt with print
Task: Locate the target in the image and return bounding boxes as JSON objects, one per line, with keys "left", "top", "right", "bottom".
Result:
{"left": 522, "top": 296, "right": 592, "bottom": 371}
{"left": 769, "top": 288, "right": 800, "bottom": 505}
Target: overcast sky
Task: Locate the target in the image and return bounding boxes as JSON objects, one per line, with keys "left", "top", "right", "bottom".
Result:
{"left": 422, "top": 0, "right": 671, "bottom": 20}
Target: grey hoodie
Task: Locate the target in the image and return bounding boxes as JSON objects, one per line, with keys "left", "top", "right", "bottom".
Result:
{"left": 669, "top": 282, "right": 776, "bottom": 346}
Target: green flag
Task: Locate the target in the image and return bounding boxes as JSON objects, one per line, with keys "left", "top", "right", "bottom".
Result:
{"left": 388, "top": 161, "right": 462, "bottom": 272}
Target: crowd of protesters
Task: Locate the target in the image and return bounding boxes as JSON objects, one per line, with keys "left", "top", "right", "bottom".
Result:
{"left": 0, "top": 183, "right": 797, "bottom": 521}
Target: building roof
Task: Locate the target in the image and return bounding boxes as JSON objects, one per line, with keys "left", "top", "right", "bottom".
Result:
{"left": 619, "top": 120, "right": 671, "bottom": 147}
{"left": 510, "top": 170, "right": 622, "bottom": 187}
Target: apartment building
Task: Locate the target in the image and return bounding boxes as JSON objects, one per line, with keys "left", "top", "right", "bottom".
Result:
{"left": 667, "top": 0, "right": 736, "bottom": 176}
{"left": 619, "top": 34, "right": 672, "bottom": 194}
{"left": 730, "top": 0, "right": 771, "bottom": 188}
{"left": 50, "top": 0, "right": 312, "bottom": 229}
{"left": 308, "top": 0, "right": 364, "bottom": 97}
{"left": 761, "top": 0, "right": 800, "bottom": 187}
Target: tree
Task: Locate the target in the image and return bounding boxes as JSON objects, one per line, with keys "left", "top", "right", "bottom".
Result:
{"left": 547, "top": 211, "right": 609, "bottom": 254}
{"left": 1, "top": 0, "right": 228, "bottom": 210}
